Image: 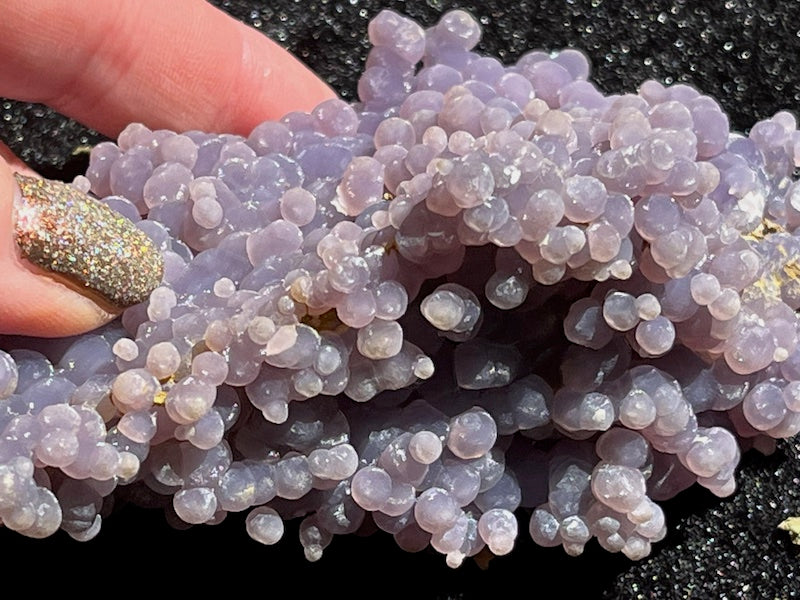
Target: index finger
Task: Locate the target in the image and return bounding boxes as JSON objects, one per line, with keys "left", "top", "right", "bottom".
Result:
{"left": 0, "top": 0, "right": 335, "bottom": 137}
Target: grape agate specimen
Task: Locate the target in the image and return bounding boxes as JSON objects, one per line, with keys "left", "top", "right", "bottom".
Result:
{"left": 1, "top": 8, "right": 800, "bottom": 567}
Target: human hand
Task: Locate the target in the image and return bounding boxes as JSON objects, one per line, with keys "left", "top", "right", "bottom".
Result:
{"left": 0, "top": 0, "right": 334, "bottom": 337}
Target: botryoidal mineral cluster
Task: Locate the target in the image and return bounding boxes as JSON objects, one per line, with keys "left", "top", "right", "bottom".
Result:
{"left": 2, "top": 9, "right": 800, "bottom": 567}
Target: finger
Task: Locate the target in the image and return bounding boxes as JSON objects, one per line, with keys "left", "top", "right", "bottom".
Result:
{"left": 0, "top": 0, "right": 335, "bottom": 138}
{"left": 0, "top": 158, "right": 163, "bottom": 337}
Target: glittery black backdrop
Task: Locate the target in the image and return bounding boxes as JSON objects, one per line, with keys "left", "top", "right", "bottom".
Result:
{"left": 2, "top": 1, "right": 800, "bottom": 597}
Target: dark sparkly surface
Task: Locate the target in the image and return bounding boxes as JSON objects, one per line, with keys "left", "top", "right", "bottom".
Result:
{"left": 2, "top": 1, "right": 800, "bottom": 597}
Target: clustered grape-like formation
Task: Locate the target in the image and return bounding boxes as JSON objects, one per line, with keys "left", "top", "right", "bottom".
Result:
{"left": 1, "top": 9, "right": 800, "bottom": 566}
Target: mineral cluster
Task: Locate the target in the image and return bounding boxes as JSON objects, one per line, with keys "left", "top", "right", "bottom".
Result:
{"left": 1, "top": 9, "right": 800, "bottom": 566}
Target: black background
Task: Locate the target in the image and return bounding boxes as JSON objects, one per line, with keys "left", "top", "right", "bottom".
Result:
{"left": 2, "top": 1, "right": 800, "bottom": 597}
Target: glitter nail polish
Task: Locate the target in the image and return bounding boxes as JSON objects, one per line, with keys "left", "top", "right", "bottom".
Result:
{"left": 12, "top": 173, "right": 163, "bottom": 308}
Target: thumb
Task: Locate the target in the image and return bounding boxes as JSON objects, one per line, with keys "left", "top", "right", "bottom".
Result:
{"left": 0, "top": 158, "right": 163, "bottom": 337}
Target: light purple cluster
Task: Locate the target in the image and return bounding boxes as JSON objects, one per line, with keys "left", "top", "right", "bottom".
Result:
{"left": 1, "top": 9, "right": 800, "bottom": 565}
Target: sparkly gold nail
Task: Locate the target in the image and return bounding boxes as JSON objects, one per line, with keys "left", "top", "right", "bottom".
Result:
{"left": 13, "top": 173, "right": 164, "bottom": 309}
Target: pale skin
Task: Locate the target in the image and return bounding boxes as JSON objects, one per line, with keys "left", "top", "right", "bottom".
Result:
{"left": 0, "top": 0, "right": 335, "bottom": 337}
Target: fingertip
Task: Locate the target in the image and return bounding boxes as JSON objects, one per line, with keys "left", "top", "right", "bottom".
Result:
{"left": 1, "top": 0, "right": 338, "bottom": 138}
{"left": 230, "top": 23, "right": 337, "bottom": 133}
{"left": 0, "top": 159, "right": 122, "bottom": 337}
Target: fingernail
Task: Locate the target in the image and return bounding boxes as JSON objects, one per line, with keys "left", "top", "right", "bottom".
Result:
{"left": 12, "top": 173, "right": 163, "bottom": 309}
